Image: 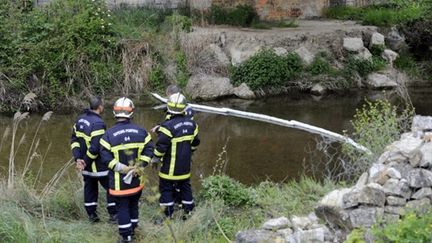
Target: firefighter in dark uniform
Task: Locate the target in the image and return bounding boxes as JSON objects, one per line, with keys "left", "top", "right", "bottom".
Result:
{"left": 100, "top": 97, "right": 154, "bottom": 243}
{"left": 70, "top": 97, "right": 117, "bottom": 223}
{"left": 151, "top": 93, "right": 200, "bottom": 218}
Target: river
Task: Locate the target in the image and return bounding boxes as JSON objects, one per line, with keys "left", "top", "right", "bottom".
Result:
{"left": 0, "top": 88, "right": 431, "bottom": 187}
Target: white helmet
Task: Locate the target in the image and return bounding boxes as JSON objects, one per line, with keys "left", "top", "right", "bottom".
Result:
{"left": 113, "top": 97, "right": 135, "bottom": 118}
{"left": 167, "top": 93, "right": 187, "bottom": 115}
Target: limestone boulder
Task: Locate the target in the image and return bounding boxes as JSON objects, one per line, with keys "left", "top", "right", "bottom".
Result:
{"left": 286, "top": 228, "right": 326, "bottom": 243}
{"left": 342, "top": 186, "right": 385, "bottom": 208}
{"left": 348, "top": 207, "right": 384, "bottom": 228}
{"left": 186, "top": 74, "right": 234, "bottom": 100}
{"left": 233, "top": 83, "right": 256, "bottom": 99}
{"left": 291, "top": 216, "right": 312, "bottom": 230}
{"left": 386, "top": 27, "right": 406, "bottom": 51}
{"left": 343, "top": 37, "right": 364, "bottom": 52}
{"left": 412, "top": 187, "right": 432, "bottom": 200}
{"left": 236, "top": 229, "right": 284, "bottom": 243}
{"left": 274, "top": 47, "right": 288, "bottom": 56}
{"left": 310, "top": 83, "right": 326, "bottom": 96}
{"left": 355, "top": 47, "right": 372, "bottom": 60}
{"left": 420, "top": 142, "right": 432, "bottom": 168}
{"left": 366, "top": 72, "right": 398, "bottom": 89}
{"left": 385, "top": 206, "right": 406, "bottom": 215}
{"left": 407, "top": 169, "right": 432, "bottom": 188}
{"left": 405, "top": 198, "right": 431, "bottom": 214}
{"left": 382, "top": 49, "right": 399, "bottom": 66}
{"left": 315, "top": 188, "right": 352, "bottom": 230}
{"left": 370, "top": 32, "right": 385, "bottom": 47}
{"left": 383, "top": 178, "right": 411, "bottom": 199}
{"left": 386, "top": 196, "right": 407, "bottom": 206}
{"left": 294, "top": 46, "right": 315, "bottom": 65}
{"left": 387, "top": 135, "right": 423, "bottom": 158}
{"left": 262, "top": 217, "right": 291, "bottom": 231}
{"left": 412, "top": 115, "right": 432, "bottom": 133}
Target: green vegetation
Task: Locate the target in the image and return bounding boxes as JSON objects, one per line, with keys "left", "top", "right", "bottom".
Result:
{"left": 207, "top": 4, "right": 257, "bottom": 27}
{"left": 230, "top": 49, "right": 303, "bottom": 90}
{"left": 341, "top": 99, "right": 414, "bottom": 179}
{"left": 343, "top": 56, "right": 387, "bottom": 79}
{"left": 323, "top": 1, "right": 424, "bottom": 27}
{"left": 372, "top": 211, "right": 432, "bottom": 242}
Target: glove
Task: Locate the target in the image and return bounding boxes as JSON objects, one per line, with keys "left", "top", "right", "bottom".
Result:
{"left": 114, "top": 163, "right": 134, "bottom": 174}
{"left": 151, "top": 125, "right": 160, "bottom": 133}
{"left": 151, "top": 157, "right": 160, "bottom": 171}
{"left": 76, "top": 159, "right": 86, "bottom": 171}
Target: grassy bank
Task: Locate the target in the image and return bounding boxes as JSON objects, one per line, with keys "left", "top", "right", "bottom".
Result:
{"left": 0, "top": 172, "right": 338, "bottom": 242}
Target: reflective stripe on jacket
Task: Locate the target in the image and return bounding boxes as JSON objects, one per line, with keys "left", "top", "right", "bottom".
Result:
{"left": 100, "top": 119, "right": 154, "bottom": 196}
{"left": 70, "top": 109, "right": 107, "bottom": 177}
{"left": 154, "top": 114, "right": 200, "bottom": 180}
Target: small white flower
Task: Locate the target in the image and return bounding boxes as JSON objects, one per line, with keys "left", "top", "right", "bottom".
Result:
{"left": 101, "top": 25, "right": 105, "bottom": 29}
{"left": 108, "top": 23, "right": 112, "bottom": 26}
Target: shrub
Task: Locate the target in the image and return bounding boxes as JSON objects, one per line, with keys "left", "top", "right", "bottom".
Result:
{"left": 307, "top": 56, "right": 333, "bottom": 76}
{"left": 230, "top": 49, "right": 302, "bottom": 90}
{"left": 201, "top": 175, "right": 254, "bottom": 207}
{"left": 0, "top": 0, "right": 121, "bottom": 110}
{"left": 149, "top": 64, "right": 166, "bottom": 90}
{"left": 373, "top": 211, "right": 432, "bottom": 242}
{"left": 165, "top": 13, "right": 192, "bottom": 33}
{"left": 208, "top": 4, "right": 257, "bottom": 27}
{"left": 343, "top": 56, "right": 387, "bottom": 79}
{"left": 175, "top": 50, "right": 189, "bottom": 88}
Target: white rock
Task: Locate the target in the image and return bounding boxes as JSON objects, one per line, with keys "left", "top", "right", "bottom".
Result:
{"left": 274, "top": 47, "right": 288, "bottom": 56}
{"left": 370, "top": 32, "right": 385, "bottom": 47}
{"left": 412, "top": 115, "right": 432, "bottom": 133}
{"left": 343, "top": 37, "right": 364, "bottom": 52}
{"left": 349, "top": 207, "right": 384, "bottom": 228}
{"left": 262, "top": 217, "right": 291, "bottom": 230}
{"left": 186, "top": 74, "right": 234, "bottom": 100}
{"left": 406, "top": 198, "right": 431, "bottom": 214}
{"left": 386, "top": 27, "right": 406, "bottom": 51}
{"left": 291, "top": 216, "right": 312, "bottom": 230}
{"left": 412, "top": 187, "right": 432, "bottom": 199}
{"left": 369, "top": 163, "right": 388, "bottom": 182}
{"left": 233, "top": 83, "right": 255, "bottom": 99}
{"left": 367, "top": 182, "right": 384, "bottom": 191}
{"left": 385, "top": 168, "right": 401, "bottom": 179}
{"left": 387, "top": 135, "right": 423, "bottom": 158}
{"left": 355, "top": 172, "right": 369, "bottom": 188}
{"left": 386, "top": 196, "right": 406, "bottom": 206}
{"left": 318, "top": 188, "right": 352, "bottom": 208}
{"left": 311, "top": 83, "right": 326, "bottom": 95}
{"left": 294, "top": 46, "right": 315, "bottom": 65}
{"left": 407, "top": 169, "right": 432, "bottom": 188}
{"left": 287, "top": 228, "right": 325, "bottom": 243}
{"left": 383, "top": 178, "right": 411, "bottom": 199}
{"left": 355, "top": 47, "right": 372, "bottom": 60}
{"left": 420, "top": 142, "right": 432, "bottom": 168}
{"left": 366, "top": 73, "right": 398, "bottom": 89}
{"left": 382, "top": 49, "right": 399, "bottom": 66}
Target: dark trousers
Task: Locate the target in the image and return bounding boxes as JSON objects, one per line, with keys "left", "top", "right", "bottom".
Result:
{"left": 84, "top": 175, "right": 116, "bottom": 216}
{"left": 114, "top": 191, "right": 142, "bottom": 237}
{"left": 159, "top": 178, "right": 194, "bottom": 217}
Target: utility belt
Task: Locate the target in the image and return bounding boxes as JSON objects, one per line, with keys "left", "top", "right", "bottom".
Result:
{"left": 82, "top": 170, "right": 109, "bottom": 177}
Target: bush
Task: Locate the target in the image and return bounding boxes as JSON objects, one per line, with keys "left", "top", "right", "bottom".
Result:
{"left": 373, "top": 211, "right": 432, "bottom": 242}
{"left": 165, "top": 13, "right": 192, "bottom": 33}
{"left": 201, "top": 175, "right": 254, "bottom": 207}
{"left": 149, "top": 64, "right": 166, "bottom": 90}
{"left": 307, "top": 56, "right": 333, "bottom": 76}
{"left": 230, "top": 49, "right": 302, "bottom": 90}
{"left": 208, "top": 4, "right": 257, "bottom": 27}
{"left": 175, "top": 50, "right": 189, "bottom": 88}
{"left": 343, "top": 56, "right": 387, "bottom": 79}
{"left": 0, "top": 0, "right": 121, "bottom": 110}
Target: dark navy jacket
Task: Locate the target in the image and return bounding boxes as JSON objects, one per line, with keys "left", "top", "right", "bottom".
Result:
{"left": 154, "top": 114, "right": 200, "bottom": 181}
{"left": 70, "top": 109, "right": 107, "bottom": 177}
{"left": 100, "top": 119, "right": 154, "bottom": 196}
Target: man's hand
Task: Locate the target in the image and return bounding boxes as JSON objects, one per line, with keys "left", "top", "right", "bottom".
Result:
{"left": 151, "top": 125, "right": 160, "bottom": 133}
{"left": 76, "top": 159, "right": 86, "bottom": 171}
{"left": 150, "top": 157, "right": 160, "bottom": 171}
{"left": 114, "top": 163, "right": 134, "bottom": 174}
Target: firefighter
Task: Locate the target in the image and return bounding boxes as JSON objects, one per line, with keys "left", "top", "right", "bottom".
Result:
{"left": 151, "top": 93, "right": 200, "bottom": 219}
{"left": 70, "top": 96, "right": 117, "bottom": 223}
{"left": 100, "top": 97, "right": 154, "bottom": 243}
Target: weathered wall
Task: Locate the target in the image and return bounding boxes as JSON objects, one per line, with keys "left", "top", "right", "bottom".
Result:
{"left": 36, "top": 0, "right": 374, "bottom": 19}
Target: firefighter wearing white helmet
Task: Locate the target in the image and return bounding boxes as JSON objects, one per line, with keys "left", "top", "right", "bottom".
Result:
{"left": 113, "top": 97, "right": 135, "bottom": 119}
{"left": 167, "top": 93, "right": 187, "bottom": 115}
{"left": 151, "top": 92, "right": 200, "bottom": 220}
{"left": 100, "top": 97, "right": 154, "bottom": 242}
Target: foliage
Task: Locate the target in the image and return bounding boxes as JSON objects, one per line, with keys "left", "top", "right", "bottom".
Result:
{"left": 207, "top": 4, "right": 258, "bottom": 27}
{"left": 175, "top": 50, "right": 190, "bottom": 88}
{"left": 342, "top": 99, "right": 414, "bottom": 178}
{"left": 373, "top": 211, "right": 432, "bottom": 242}
{"left": 230, "top": 49, "right": 303, "bottom": 90}
{"left": 201, "top": 175, "right": 254, "bottom": 207}
{"left": 251, "top": 20, "right": 298, "bottom": 29}
{"left": 0, "top": 0, "right": 121, "bottom": 110}
{"left": 307, "top": 56, "right": 334, "bottom": 76}
{"left": 399, "top": 18, "right": 432, "bottom": 54}
{"left": 346, "top": 228, "right": 367, "bottom": 243}
{"left": 343, "top": 56, "right": 387, "bottom": 79}
{"left": 165, "top": 12, "right": 192, "bottom": 33}
{"left": 149, "top": 64, "right": 166, "bottom": 90}
{"left": 323, "top": 2, "right": 424, "bottom": 27}
{"left": 394, "top": 52, "right": 422, "bottom": 77}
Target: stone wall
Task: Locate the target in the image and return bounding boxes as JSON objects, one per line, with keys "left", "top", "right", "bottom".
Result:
{"left": 236, "top": 115, "right": 432, "bottom": 242}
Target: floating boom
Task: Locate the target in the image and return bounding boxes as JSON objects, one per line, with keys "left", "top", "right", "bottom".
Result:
{"left": 151, "top": 93, "right": 371, "bottom": 154}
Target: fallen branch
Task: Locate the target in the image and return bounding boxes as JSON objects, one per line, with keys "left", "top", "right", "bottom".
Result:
{"left": 151, "top": 93, "right": 371, "bottom": 154}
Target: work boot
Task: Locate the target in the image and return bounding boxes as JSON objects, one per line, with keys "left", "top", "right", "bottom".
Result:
{"left": 118, "top": 235, "right": 133, "bottom": 243}
{"left": 89, "top": 213, "right": 100, "bottom": 223}
{"left": 108, "top": 214, "right": 118, "bottom": 224}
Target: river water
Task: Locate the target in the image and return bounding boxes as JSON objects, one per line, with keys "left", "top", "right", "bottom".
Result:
{"left": 0, "top": 89, "right": 431, "bottom": 187}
